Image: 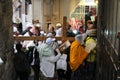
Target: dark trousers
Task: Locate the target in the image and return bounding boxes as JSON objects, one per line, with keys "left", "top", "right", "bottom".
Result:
{"left": 17, "top": 71, "right": 29, "bottom": 80}
{"left": 57, "top": 69, "right": 66, "bottom": 80}
{"left": 32, "top": 65, "right": 40, "bottom": 80}
{"left": 65, "top": 64, "right": 72, "bottom": 80}
{"left": 71, "top": 65, "right": 85, "bottom": 80}
{"left": 84, "top": 62, "right": 96, "bottom": 80}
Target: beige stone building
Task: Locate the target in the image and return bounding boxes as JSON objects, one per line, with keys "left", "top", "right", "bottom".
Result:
{"left": 12, "top": 0, "right": 98, "bottom": 31}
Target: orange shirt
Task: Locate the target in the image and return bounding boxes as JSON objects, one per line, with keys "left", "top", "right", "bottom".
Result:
{"left": 69, "top": 40, "right": 88, "bottom": 71}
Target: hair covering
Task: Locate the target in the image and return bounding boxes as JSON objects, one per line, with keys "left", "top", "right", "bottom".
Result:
{"left": 35, "top": 23, "right": 40, "bottom": 27}
{"left": 46, "top": 37, "right": 55, "bottom": 46}
{"left": 37, "top": 43, "right": 54, "bottom": 57}
{"left": 75, "top": 33, "right": 87, "bottom": 45}
{"left": 56, "top": 23, "right": 62, "bottom": 26}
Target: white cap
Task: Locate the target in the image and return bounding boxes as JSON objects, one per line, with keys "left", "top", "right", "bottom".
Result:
{"left": 35, "top": 23, "right": 40, "bottom": 27}
{"left": 46, "top": 37, "right": 55, "bottom": 46}
{"left": 56, "top": 23, "right": 62, "bottom": 26}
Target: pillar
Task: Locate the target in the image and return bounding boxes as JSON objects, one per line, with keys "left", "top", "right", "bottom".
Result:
{"left": 32, "top": 0, "right": 44, "bottom": 27}
{"left": 0, "top": 0, "right": 15, "bottom": 80}
{"left": 26, "top": 1, "right": 33, "bottom": 24}
{"left": 21, "top": 0, "right": 26, "bottom": 31}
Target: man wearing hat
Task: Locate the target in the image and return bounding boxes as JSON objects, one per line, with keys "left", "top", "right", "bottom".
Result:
{"left": 55, "top": 23, "right": 62, "bottom": 37}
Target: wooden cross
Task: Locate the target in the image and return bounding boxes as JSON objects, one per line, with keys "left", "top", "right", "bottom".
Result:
{"left": 14, "top": 16, "right": 75, "bottom": 43}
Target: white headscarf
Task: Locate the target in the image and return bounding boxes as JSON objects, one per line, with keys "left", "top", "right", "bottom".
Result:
{"left": 37, "top": 43, "right": 54, "bottom": 57}
{"left": 46, "top": 37, "right": 55, "bottom": 46}
{"left": 75, "top": 33, "right": 87, "bottom": 45}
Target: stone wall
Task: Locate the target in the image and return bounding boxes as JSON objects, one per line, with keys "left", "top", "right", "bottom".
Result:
{"left": 0, "top": 0, "right": 15, "bottom": 80}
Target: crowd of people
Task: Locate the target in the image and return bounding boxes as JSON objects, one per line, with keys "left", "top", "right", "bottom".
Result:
{"left": 13, "top": 16, "right": 97, "bottom": 80}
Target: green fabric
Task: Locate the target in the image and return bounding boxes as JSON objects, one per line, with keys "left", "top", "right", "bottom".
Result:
{"left": 37, "top": 43, "right": 54, "bottom": 58}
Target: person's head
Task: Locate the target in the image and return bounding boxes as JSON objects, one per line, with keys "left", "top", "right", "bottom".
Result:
{"left": 49, "top": 26, "right": 55, "bottom": 32}
{"left": 51, "top": 27, "right": 55, "bottom": 31}
{"left": 87, "top": 20, "right": 94, "bottom": 30}
{"left": 13, "top": 23, "right": 18, "bottom": 27}
{"left": 77, "top": 20, "right": 84, "bottom": 28}
{"left": 86, "top": 29, "right": 97, "bottom": 37}
{"left": 34, "top": 26, "right": 40, "bottom": 36}
{"left": 48, "top": 24, "right": 54, "bottom": 32}
{"left": 17, "top": 23, "right": 22, "bottom": 34}
{"left": 75, "top": 33, "right": 87, "bottom": 45}
{"left": 66, "top": 24, "right": 71, "bottom": 30}
{"left": 29, "top": 26, "right": 40, "bottom": 36}
{"left": 16, "top": 43, "right": 22, "bottom": 52}
{"left": 35, "top": 23, "right": 41, "bottom": 27}
{"left": 89, "top": 11, "right": 93, "bottom": 16}
{"left": 46, "top": 37, "right": 55, "bottom": 46}
{"left": 28, "top": 28, "right": 34, "bottom": 36}
{"left": 56, "top": 23, "right": 62, "bottom": 29}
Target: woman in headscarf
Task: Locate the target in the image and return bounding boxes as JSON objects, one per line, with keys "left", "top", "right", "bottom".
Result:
{"left": 69, "top": 34, "right": 96, "bottom": 80}
{"left": 37, "top": 37, "right": 61, "bottom": 80}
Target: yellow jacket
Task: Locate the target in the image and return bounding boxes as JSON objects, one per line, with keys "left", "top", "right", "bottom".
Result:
{"left": 85, "top": 37, "right": 96, "bottom": 62}
{"left": 69, "top": 40, "right": 88, "bottom": 71}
